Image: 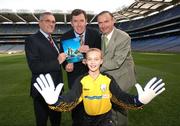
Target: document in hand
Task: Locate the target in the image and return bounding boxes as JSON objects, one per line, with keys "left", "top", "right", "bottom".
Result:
{"left": 62, "top": 37, "right": 84, "bottom": 63}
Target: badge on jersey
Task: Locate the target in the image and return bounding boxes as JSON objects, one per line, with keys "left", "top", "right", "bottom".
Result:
{"left": 100, "top": 84, "right": 107, "bottom": 92}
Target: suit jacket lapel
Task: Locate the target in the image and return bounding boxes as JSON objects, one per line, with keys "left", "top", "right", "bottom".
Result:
{"left": 38, "top": 31, "right": 59, "bottom": 54}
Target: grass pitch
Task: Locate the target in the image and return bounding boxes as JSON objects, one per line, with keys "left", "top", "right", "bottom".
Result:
{"left": 0, "top": 52, "right": 179, "bottom": 126}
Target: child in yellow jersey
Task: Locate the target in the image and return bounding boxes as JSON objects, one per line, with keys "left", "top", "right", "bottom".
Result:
{"left": 34, "top": 48, "right": 165, "bottom": 126}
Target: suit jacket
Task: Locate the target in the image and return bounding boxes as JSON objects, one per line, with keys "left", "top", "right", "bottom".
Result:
{"left": 100, "top": 28, "right": 136, "bottom": 92}
{"left": 60, "top": 27, "right": 101, "bottom": 88}
{"left": 25, "top": 31, "right": 63, "bottom": 98}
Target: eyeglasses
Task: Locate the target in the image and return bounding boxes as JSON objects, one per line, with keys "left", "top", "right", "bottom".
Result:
{"left": 41, "top": 20, "right": 56, "bottom": 24}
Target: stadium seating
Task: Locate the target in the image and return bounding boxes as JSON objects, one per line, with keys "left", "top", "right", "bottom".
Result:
{"left": 117, "top": 5, "right": 180, "bottom": 52}
{"left": 118, "top": 5, "right": 180, "bottom": 31}
{"left": 0, "top": 5, "right": 179, "bottom": 53}
{"left": 0, "top": 24, "right": 71, "bottom": 54}
{"left": 132, "top": 36, "right": 180, "bottom": 52}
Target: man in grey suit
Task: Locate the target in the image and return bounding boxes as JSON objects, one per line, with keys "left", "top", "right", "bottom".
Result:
{"left": 97, "top": 11, "right": 136, "bottom": 126}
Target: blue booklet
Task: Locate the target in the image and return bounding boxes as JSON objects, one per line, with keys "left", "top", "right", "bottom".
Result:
{"left": 62, "top": 37, "right": 84, "bottom": 63}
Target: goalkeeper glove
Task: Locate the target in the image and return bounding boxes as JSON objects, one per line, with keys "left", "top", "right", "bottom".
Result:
{"left": 33, "top": 73, "right": 64, "bottom": 105}
{"left": 135, "top": 77, "right": 165, "bottom": 104}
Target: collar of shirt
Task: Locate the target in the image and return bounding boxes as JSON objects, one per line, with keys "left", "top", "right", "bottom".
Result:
{"left": 40, "top": 29, "right": 49, "bottom": 39}
{"left": 74, "top": 31, "right": 86, "bottom": 40}
{"left": 39, "top": 29, "right": 59, "bottom": 53}
{"left": 103, "top": 28, "right": 114, "bottom": 41}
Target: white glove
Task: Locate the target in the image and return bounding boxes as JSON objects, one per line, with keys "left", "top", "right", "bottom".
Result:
{"left": 135, "top": 77, "right": 165, "bottom": 104}
{"left": 33, "top": 73, "right": 64, "bottom": 105}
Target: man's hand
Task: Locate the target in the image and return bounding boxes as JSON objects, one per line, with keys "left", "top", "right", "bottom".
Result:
{"left": 82, "top": 59, "right": 86, "bottom": 65}
{"left": 34, "top": 74, "right": 64, "bottom": 105}
{"left": 58, "top": 53, "right": 67, "bottom": 64}
{"left": 65, "top": 63, "right": 74, "bottom": 72}
{"left": 135, "top": 77, "right": 165, "bottom": 104}
{"left": 78, "top": 45, "right": 89, "bottom": 53}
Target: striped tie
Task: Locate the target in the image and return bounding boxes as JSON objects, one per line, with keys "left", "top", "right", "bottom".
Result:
{"left": 79, "top": 34, "right": 84, "bottom": 45}
{"left": 48, "top": 35, "right": 60, "bottom": 53}
{"left": 48, "top": 35, "right": 54, "bottom": 47}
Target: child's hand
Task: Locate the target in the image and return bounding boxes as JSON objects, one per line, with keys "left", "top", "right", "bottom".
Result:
{"left": 135, "top": 77, "right": 165, "bottom": 104}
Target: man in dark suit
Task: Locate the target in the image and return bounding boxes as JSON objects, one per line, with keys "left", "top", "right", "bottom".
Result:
{"left": 25, "top": 12, "right": 66, "bottom": 126}
{"left": 60, "top": 9, "right": 101, "bottom": 126}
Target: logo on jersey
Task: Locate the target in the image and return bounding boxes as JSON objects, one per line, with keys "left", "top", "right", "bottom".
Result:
{"left": 100, "top": 84, "right": 107, "bottom": 92}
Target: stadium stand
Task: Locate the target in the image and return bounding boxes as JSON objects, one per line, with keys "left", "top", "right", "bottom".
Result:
{"left": 0, "top": 0, "right": 179, "bottom": 53}
{"left": 0, "top": 24, "right": 71, "bottom": 54}
{"left": 117, "top": 4, "right": 180, "bottom": 52}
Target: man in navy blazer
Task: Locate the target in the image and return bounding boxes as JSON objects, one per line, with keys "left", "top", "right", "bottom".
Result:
{"left": 60, "top": 9, "right": 101, "bottom": 89}
{"left": 60, "top": 9, "right": 101, "bottom": 126}
{"left": 25, "top": 12, "right": 66, "bottom": 126}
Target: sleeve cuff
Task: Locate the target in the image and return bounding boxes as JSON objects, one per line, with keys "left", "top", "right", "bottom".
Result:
{"left": 134, "top": 96, "right": 143, "bottom": 107}
{"left": 53, "top": 96, "right": 63, "bottom": 106}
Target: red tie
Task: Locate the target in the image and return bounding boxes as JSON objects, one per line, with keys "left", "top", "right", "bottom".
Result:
{"left": 48, "top": 35, "right": 54, "bottom": 47}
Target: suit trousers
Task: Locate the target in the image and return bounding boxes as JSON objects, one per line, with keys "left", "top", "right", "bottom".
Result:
{"left": 112, "top": 108, "right": 128, "bottom": 126}
{"left": 71, "top": 103, "right": 85, "bottom": 126}
{"left": 33, "top": 97, "right": 61, "bottom": 126}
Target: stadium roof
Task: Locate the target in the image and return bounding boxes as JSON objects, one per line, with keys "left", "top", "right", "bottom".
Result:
{"left": 113, "top": 0, "right": 180, "bottom": 22}
{"left": 0, "top": 0, "right": 179, "bottom": 24}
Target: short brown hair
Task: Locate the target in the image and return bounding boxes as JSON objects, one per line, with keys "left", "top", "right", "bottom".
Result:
{"left": 70, "top": 9, "right": 87, "bottom": 20}
{"left": 97, "top": 11, "right": 114, "bottom": 19}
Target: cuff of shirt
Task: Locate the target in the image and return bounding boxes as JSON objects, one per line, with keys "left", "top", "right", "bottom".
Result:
{"left": 134, "top": 96, "right": 144, "bottom": 107}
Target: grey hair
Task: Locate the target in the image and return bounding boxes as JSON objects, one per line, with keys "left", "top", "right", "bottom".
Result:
{"left": 39, "top": 12, "right": 54, "bottom": 21}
